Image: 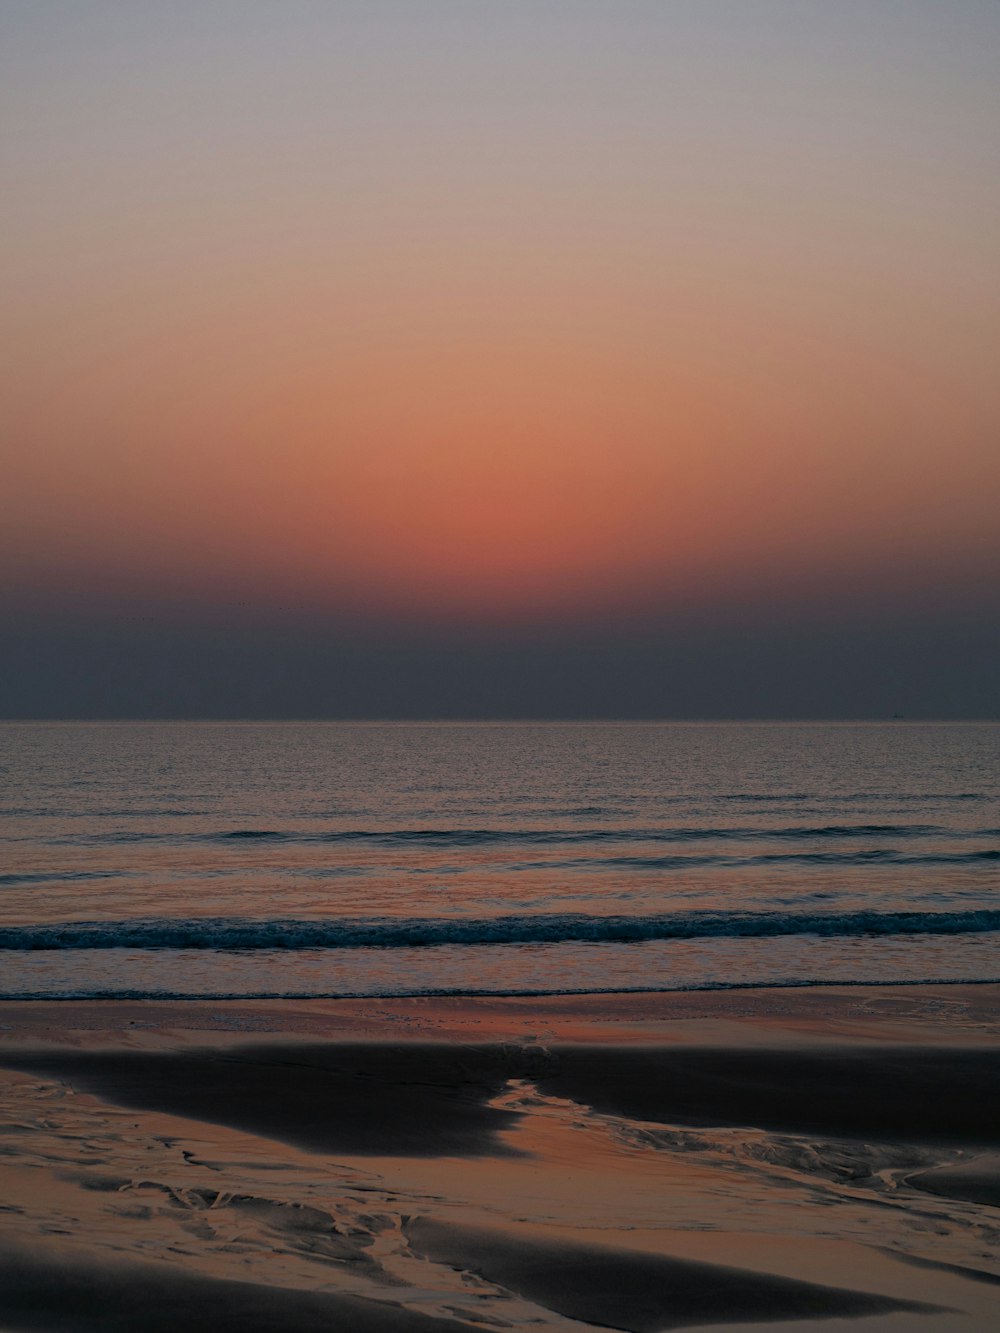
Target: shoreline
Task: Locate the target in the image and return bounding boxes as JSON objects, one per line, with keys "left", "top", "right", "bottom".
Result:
{"left": 2, "top": 972, "right": 1000, "bottom": 1002}
{"left": 2, "top": 980, "right": 999, "bottom": 1046}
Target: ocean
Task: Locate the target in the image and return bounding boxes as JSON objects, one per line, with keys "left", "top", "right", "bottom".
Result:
{"left": 1, "top": 720, "right": 997, "bottom": 1000}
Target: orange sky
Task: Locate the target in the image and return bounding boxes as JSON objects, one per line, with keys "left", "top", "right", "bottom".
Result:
{"left": 3, "top": 2, "right": 999, "bottom": 627}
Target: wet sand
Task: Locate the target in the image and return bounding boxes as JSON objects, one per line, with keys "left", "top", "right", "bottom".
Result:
{"left": 0, "top": 985, "right": 998, "bottom": 1331}
{"left": 2, "top": 1038, "right": 999, "bottom": 1159}
{"left": 0, "top": 1243, "right": 471, "bottom": 1333}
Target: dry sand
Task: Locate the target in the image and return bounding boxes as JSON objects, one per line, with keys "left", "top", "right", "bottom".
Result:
{"left": 0, "top": 985, "right": 998, "bottom": 1331}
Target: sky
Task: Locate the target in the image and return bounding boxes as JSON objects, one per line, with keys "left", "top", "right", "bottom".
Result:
{"left": 2, "top": 1, "right": 999, "bottom": 717}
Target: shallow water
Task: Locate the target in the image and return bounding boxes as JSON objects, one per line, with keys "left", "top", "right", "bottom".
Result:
{"left": 1, "top": 720, "right": 998, "bottom": 998}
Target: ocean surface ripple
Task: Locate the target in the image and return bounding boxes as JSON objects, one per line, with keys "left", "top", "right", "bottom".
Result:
{"left": 1, "top": 721, "right": 997, "bottom": 998}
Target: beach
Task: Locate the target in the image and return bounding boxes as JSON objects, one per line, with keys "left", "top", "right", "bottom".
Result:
{"left": 5, "top": 0, "right": 1000, "bottom": 1318}
{"left": 1, "top": 984, "right": 998, "bottom": 1331}
{"left": 3, "top": 720, "right": 998, "bottom": 1330}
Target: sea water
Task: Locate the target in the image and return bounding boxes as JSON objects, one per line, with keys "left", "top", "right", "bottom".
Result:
{"left": 1, "top": 721, "right": 997, "bottom": 999}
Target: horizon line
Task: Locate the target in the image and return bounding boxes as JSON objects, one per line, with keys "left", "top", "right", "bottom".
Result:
{"left": 2, "top": 717, "right": 998, "bottom": 726}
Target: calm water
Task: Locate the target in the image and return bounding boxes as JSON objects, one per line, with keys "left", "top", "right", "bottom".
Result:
{"left": 1, "top": 721, "right": 998, "bottom": 999}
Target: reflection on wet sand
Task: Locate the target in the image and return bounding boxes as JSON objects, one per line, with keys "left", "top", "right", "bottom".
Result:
{"left": 0, "top": 987, "right": 998, "bottom": 1331}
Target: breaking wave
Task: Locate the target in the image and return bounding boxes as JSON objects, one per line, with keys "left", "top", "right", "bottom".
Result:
{"left": 2, "top": 908, "right": 999, "bottom": 952}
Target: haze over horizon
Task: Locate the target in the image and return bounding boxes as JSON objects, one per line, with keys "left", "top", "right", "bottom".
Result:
{"left": 3, "top": 1, "right": 999, "bottom": 718}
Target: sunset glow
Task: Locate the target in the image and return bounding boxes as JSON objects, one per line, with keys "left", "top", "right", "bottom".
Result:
{"left": 2, "top": 2, "right": 999, "bottom": 714}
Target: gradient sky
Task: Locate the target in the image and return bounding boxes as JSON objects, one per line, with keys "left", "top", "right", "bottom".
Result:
{"left": 2, "top": 2, "right": 999, "bottom": 716}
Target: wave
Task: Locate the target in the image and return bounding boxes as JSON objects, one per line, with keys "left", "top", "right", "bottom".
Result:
{"left": 194, "top": 823, "right": 998, "bottom": 845}
{"left": 211, "top": 823, "right": 957, "bottom": 844}
{"left": 584, "top": 849, "right": 1000, "bottom": 870}
{"left": 0, "top": 794, "right": 987, "bottom": 823}
{"left": 2, "top": 976, "right": 999, "bottom": 1003}
{"left": 0, "top": 870, "right": 128, "bottom": 887}
{"left": 41, "top": 823, "right": 1000, "bottom": 850}
{"left": 2, "top": 909, "right": 999, "bottom": 952}
{"left": 6, "top": 847, "right": 995, "bottom": 892}
{"left": 717, "top": 792, "right": 984, "bottom": 803}
{"left": 12, "top": 849, "right": 997, "bottom": 882}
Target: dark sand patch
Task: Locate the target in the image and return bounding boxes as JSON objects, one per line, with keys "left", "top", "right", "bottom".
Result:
{"left": 906, "top": 1155, "right": 1000, "bottom": 1207}
{"left": 2, "top": 1041, "right": 998, "bottom": 1164}
{"left": 0, "top": 1243, "right": 474, "bottom": 1332}
{"left": 0, "top": 1044, "right": 521, "bottom": 1157}
{"left": 535, "top": 1045, "right": 1000, "bottom": 1147}
{"left": 405, "top": 1218, "right": 940, "bottom": 1331}
{"left": 885, "top": 1248, "right": 1000, "bottom": 1289}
